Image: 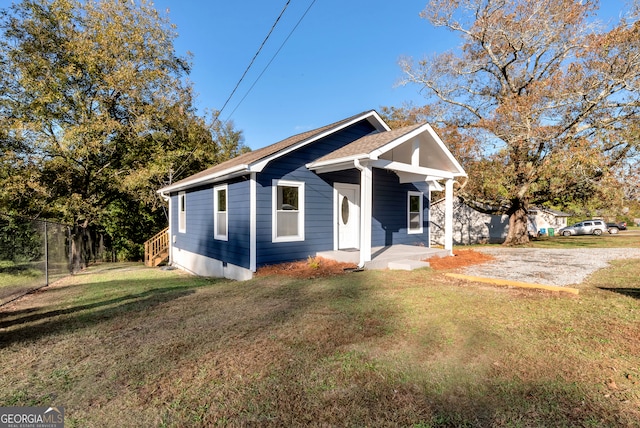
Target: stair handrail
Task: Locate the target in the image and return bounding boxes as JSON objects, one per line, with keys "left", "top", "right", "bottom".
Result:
{"left": 144, "top": 227, "right": 169, "bottom": 267}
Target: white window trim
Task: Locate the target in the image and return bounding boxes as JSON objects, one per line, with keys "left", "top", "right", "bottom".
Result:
{"left": 178, "top": 191, "right": 186, "bottom": 233}
{"left": 214, "top": 184, "right": 228, "bottom": 241}
{"left": 408, "top": 191, "right": 423, "bottom": 234}
{"left": 272, "top": 180, "right": 305, "bottom": 242}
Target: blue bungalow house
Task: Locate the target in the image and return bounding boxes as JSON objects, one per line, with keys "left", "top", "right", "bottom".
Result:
{"left": 157, "top": 110, "right": 466, "bottom": 280}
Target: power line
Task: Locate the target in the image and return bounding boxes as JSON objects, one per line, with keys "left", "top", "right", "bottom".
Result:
{"left": 171, "top": 0, "right": 293, "bottom": 182}
{"left": 218, "top": 0, "right": 292, "bottom": 117}
{"left": 224, "top": 0, "right": 318, "bottom": 121}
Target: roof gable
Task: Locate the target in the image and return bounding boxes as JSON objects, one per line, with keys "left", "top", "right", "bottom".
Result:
{"left": 307, "top": 122, "right": 466, "bottom": 178}
{"left": 309, "top": 123, "right": 424, "bottom": 165}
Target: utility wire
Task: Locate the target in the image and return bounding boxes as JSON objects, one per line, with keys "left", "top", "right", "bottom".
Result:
{"left": 171, "top": 0, "right": 292, "bottom": 182}
{"left": 224, "top": 0, "right": 318, "bottom": 121}
{"left": 218, "top": 0, "right": 292, "bottom": 117}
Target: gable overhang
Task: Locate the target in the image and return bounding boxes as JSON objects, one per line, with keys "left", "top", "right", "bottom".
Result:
{"left": 157, "top": 110, "right": 391, "bottom": 195}
{"left": 372, "top": 122, "right": 466, "bottom": 176}
{"left": 157, "top": 164, "right": 250, "bottom": 195}
{"left": 306, "top": 122, "right": 467, "bottom": 184}
{"left": 249, "top": 110, "right": 390, "bottom": 173}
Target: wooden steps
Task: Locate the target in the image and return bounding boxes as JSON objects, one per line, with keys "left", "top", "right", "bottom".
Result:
{"left": 144, "top": 227, "right": 169, "bottom": 267}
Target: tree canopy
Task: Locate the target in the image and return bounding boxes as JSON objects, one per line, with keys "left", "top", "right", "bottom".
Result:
{"left": 0, "top": 0, "right": 247, "bottom": 258}
{"left": 400, "top": 0, "right": 640, "bottom": 244}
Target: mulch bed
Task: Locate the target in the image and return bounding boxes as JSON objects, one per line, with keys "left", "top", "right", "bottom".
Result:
{"left": 427, "top": 249, "right": 495, "bottom": 270}
{"left": 256, "top": 257, "right": 358, "bottom": 279}
{"left": 256, "top": 249, "right": 493, "bottom": 279}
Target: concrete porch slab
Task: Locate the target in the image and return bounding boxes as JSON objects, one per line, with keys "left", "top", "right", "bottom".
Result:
{"left": 388, "top": 259, "right": 431, "bottom": 271}
{"left": 316, "top": 245, "right": 450, "bottom": 270}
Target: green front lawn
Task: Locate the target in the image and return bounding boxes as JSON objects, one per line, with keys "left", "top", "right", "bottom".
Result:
{"left": 0, "top": 257, "right": 639, "bottom": 427}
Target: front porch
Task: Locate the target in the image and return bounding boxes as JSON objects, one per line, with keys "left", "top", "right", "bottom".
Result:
{"left": 316, "top": 244, "right": 450, "bottom": 271}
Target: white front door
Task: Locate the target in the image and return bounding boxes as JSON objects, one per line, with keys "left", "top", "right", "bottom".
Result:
{"left": 335, "top": 183, "right": 360, "bottom": 250}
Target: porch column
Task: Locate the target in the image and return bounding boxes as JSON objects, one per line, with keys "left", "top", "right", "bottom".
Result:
{"left": 444, "top": 178, "right": 454, "bottom": 255}
{"left": 356, "top": 161, "right": 373, "bottom": 267}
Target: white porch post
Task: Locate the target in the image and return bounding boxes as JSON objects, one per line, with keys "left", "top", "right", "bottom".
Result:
{"left": 444, "top": 178, "right": 454, "bottom": 255}
{"left": 357, "top": 161, "right": 373, "bottom": 267}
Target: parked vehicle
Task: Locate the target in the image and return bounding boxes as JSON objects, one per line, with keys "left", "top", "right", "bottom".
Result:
{"left": 606, "top": 222, "right": 627, "bottom": 234}
{"left": 558, "top": 220, "right": 608, "bottom": 236}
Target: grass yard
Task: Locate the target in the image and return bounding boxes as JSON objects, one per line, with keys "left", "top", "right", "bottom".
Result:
{"left": 530, "top": 230, "right": 640, "bottom": 248}
{"left": 0, "top": 260, "right": 44, "bottom": 286}
{"left": 1, "top": 247, "right": 639, "bottom": 426}
{"left": 0, "top": 260, "right": 45, "bottom": 304}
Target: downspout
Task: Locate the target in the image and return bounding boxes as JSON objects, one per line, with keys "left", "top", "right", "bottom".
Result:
{"left": 249, "top": 173, "right": 257, "bottom": 273}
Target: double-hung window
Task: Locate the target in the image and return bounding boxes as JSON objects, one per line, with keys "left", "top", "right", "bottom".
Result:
{"left": 178, "top": 191, "right": 186, "bottom": 233}
{"left": 214, "top": 185, "right": 228, "bottom": 241}
{"left": 408, "top": 191, "right": 423, "bottom": 234}
{"left": 272, "top": 180, "right": 304, "bottom": 242}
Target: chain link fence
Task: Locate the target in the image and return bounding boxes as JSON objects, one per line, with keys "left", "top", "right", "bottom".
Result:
{"left": 0, "top": 213, "right": 110, "bottom": 306}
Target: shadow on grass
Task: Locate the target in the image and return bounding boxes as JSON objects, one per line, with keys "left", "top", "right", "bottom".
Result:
{"left": 598, "top": 287, "right": 640, "bottom": 300}
{"left": 0, "top": 284, "right": 196, "bottom": 347}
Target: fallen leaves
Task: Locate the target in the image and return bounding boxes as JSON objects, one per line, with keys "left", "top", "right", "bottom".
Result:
{"left": 428, "top": 249, "right": 495, "bottom": 270}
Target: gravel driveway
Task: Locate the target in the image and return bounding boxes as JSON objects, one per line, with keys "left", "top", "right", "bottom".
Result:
{"left": 462, "top": 247, "right": 640, "bottom": 287}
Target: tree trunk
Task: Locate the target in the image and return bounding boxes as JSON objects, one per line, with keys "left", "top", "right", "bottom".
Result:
{"left": 503, "top": 197, "right": 530, "bottom": 246}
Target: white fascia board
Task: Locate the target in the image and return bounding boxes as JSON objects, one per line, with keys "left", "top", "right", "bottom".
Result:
{"left": 369, "top": 124, "right": 430, "bottom": 160}
{"left": 368, "top": 110, "right": 392, "bottom": 131}
{"left": 371, "top": 159, "right": 455, "bottom": 179}
{"left": 157, "top": 164, "right": 249, "bottom": 194}
{"left": 306, "top": 154, "right": 368, "bottom": 172}
{"left": 251, "top": 111, "right": 389, "bottom": 173}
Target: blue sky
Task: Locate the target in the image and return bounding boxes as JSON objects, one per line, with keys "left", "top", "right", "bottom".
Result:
{"left": 153, "top": 0, "right": 437, "bottom": 150}
{"left": 0, "top": 0, "right": 626, "bottom": 149}
{"left": 153, "top": 0, "right": 629, "bottom": 150}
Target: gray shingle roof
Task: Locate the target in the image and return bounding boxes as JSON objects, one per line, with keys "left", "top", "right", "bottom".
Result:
{"left": 163, "top": 110, "right": 379, "bottom": 191}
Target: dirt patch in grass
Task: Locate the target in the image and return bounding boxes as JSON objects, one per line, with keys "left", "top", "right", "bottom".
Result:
{"left": 256, "top": 256, "right": 358, "bottom": 279}
{"left": 428, "top": 249, "right": 495, "bottom": 270}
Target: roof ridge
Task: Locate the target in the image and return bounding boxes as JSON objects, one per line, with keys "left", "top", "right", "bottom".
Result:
{"left": 161, "top": 110, "right": 380, "bottom": 191}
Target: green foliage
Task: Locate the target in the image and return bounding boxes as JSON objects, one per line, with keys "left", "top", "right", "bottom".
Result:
{"left": 400, "top": 0, "right": 640, "bottom": 244}
{"left": 0, "top": 215, "right": 42, "bottom": 263}
{"left": 0, "top": 0, "right": 247, "bottom": 257}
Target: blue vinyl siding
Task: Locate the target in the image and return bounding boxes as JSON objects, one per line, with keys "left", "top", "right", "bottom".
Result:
{"left": 171, "top": 178, "right": 251, "bottom": 268}
{"left": 256, "top": 121, "right": 376, "bottom": 266}
{"left": 372, "top": 169, "right": 430, "bottom": 247}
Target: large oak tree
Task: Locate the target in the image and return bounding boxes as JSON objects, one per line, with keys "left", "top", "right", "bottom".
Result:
{"left": 400, "top": 0, "right": 640, "bottom": 244}
{"left": 0, "top": 0, "right": 246, "bottom": 258}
